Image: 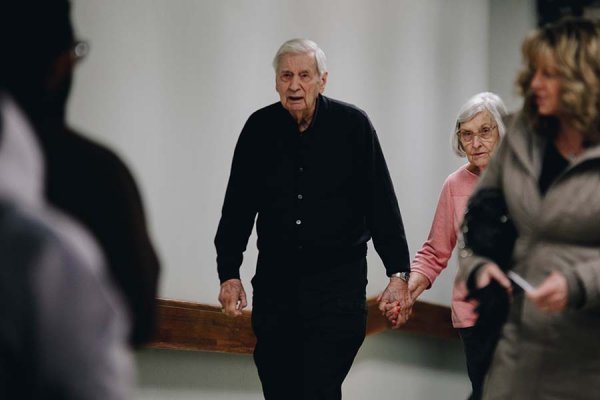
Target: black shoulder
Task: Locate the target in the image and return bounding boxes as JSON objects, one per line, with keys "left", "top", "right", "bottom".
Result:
{"left": 59, "top": 131, "right": 136, "bottom": 181}
{"left": 245, "top": 102, "right": 288, "bottom": 127}
{"left": 319, "top": 96, "right": 375, "bottom": 139}
{"left": 236, "top": 101, "right": 291, "bottom": 144}
{"left": 322, "top": 96, "right": 371, "bottom": 121}
{"left": 46, "top": 129, "right": 146, "bottom": 222}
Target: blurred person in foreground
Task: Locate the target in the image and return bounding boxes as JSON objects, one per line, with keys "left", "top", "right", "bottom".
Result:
{"left": 1, "top": 0, "right": 160, "bottom": 348}
{"left": 457, "top": 17, "right": 600, "bottom": 400}
{"left": 391, "top": 92, "right": 507, "bottom": 399}
{"left": 215, "top": 38, "right": 411, "bottom": 399}
{"left": 0, "top": 78, "right": 132, "bottom": 400}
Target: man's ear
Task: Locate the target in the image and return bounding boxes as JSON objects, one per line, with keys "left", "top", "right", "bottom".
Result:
{"left": 319, "top": 71, "right": 328, "bottom": 94}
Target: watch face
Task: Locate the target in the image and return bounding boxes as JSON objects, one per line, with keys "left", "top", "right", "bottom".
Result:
{"left": 392, "top": 272, "right": 409, "bottom": 281}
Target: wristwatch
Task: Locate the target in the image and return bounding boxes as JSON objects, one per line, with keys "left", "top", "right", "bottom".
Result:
{"left": 390, "top": 271, "right": 410, "bottom": 282}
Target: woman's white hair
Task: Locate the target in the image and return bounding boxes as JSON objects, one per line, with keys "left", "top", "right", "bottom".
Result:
{"left": 272, "top": 38, "right": 327, "bottom": 77}
{"left": 452, "top": 91, "right": 508, "bottom": 157}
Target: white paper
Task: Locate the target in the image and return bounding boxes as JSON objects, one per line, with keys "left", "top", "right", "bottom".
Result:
{"left": 508, "top": 271, "right": 535, "bottom": 293}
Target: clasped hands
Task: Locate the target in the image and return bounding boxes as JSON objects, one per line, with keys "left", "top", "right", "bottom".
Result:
{"left": 220, "top": 275, "right": 416, "bottom": 327}
{"left": 377, "top": 277, "right": 413, "bottom": 329}
{"left": 220, "top": 273, "right": 441, "bottom": 327}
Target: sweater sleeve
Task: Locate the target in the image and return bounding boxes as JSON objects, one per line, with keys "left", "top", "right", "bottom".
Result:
{"left": 411, "top": 177, "right": 458, "bottom": 287}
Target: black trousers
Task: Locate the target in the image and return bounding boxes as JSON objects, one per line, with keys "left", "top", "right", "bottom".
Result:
{"left": 459, "top": 327, "right": 490, "bottom": 400}
{"left": 251, "top": 258, "right": 367, "bottom": 400}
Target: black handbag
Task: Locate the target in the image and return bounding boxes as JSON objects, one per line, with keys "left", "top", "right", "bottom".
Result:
{"left": 460, "top": 187, "right": 518, "bottom": 400}
{"left": 461, "top": 187, "right": 517, "bottom": 271}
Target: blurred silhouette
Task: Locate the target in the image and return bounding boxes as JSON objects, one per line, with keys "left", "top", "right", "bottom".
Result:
{"left": 459, "top": 17, "right": 600, "bottom": 399}
{"left": 0, "top": 92, "right": 132, "bottom": 399}
{"left": 0, "top": 0, "right": 160, "bottom": 347}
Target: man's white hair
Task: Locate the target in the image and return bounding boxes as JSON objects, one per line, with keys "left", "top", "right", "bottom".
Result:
{"left": 272, "top": 38, "right": 327, "bottom": 77}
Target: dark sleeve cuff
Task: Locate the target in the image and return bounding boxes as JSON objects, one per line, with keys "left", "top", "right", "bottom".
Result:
{"left": 217, "top": 254, "right": 242, "bottom": 283}
{"left": 218, "top": 269, "right": 241, "bottom": 284}
{"left": 384, "top": 263, "right": 410, "bottom": 277}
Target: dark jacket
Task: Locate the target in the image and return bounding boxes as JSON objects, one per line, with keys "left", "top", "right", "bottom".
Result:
{"left": 42, "top": 127, "right": 160, "bottom": 347}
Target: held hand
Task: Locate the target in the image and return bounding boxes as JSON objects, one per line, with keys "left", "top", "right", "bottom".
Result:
{"left": 526, "top": 271, "right": 568, "bottom": 313}
{"left": 475, "top": 263, "right": 512, "bottom": 294}
{"left": 218, "top": 278, "right": 248, "bottom": 317}
{"left": 382, "top": 273, "right": 429, "bottom": 322}
{"left": 377, "top": 277, "right": 412, "bottom": 329}
{"left": 408, "top": 272, "right": 430, "bottom": 301}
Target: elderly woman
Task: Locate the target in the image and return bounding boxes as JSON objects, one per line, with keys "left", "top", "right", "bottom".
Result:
{"left": 458, "top": 18, "right": 600, "bottom": 400}
{"left": 398, "top": 92, "right": 506, "bottom": 399}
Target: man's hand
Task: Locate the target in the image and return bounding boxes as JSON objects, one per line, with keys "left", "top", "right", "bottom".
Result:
{"left": 218, "top": 279, "right": 247, "bottom": 317}
{"left": 526, "top": 271, "right": 568, "bottom": 313}
{"left": 377, "top": 277, "right": 412, "bottom": 329}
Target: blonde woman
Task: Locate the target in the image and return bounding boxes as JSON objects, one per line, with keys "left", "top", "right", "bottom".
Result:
{"left": 459, "top": 18, "right": 600, "bottom": 400}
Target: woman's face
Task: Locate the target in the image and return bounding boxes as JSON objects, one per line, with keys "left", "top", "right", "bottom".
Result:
{"left": 529, "top": 54, "right": 561, "bottom": 116}
{"left": 458, "top": 111, "right": 500, "bottom": 173}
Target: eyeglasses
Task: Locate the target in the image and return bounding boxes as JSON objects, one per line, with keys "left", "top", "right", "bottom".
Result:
{"left": 457, "top": 125, "right": 497, "bottom": 144}
{"left": 71, "top": 40, "right": 90, "bottom": 62}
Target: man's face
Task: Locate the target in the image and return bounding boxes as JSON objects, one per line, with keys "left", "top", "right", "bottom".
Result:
{"left": 275, "top": 52, "right": 327, "bottom": 121}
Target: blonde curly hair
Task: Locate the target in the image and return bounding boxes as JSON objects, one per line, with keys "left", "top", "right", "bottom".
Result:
{"left": 517, "top": 17, "right": 600, "bottom": 142}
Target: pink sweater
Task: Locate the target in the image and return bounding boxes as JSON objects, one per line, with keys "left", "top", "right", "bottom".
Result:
{"left": 411, "top": 164, "right": 479, "bottom": 328}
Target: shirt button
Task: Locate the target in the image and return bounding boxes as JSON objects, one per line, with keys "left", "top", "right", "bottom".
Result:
{"left": 297, "top": 194, "right": 303, "bottom": 200}
{"left": 299, "top": 167, "right": 304, "bottom": 172}
{"left": 296, "top": 219, "right": 302, "bottom": 225}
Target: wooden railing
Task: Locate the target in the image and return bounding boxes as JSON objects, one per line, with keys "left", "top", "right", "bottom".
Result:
{"left": 147, "top": 297, "right": 457, "bottom": 354}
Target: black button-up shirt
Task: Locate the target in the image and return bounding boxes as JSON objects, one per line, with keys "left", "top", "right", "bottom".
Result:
{"left": 215, "top": 95, "right": 409, "bottom": 282}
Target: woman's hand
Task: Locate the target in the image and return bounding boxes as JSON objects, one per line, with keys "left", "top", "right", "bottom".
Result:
{"left": 475, "top": 262, "right": 512, "bottom": 293}
{"left": 408, "top": 272, "right": 430, "bottom": 301}
{"left": 526, "top": 271, "right": 568, "bottom": 313}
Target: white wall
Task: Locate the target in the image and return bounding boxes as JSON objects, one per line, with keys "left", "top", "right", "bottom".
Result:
{"left": 488, "top": 0, "right": 537, "bottom": 111}
{"left": 68, "top": 1, "right": 535, "bottom": 399}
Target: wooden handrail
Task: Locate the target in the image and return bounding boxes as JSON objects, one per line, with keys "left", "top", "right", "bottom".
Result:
{"left": 147, "top": 297, "right": 457, "bottom": 354}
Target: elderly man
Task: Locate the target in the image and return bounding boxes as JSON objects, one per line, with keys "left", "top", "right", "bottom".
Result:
{"left": 215, "top": 38, "right": 411, "bottom": 399}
